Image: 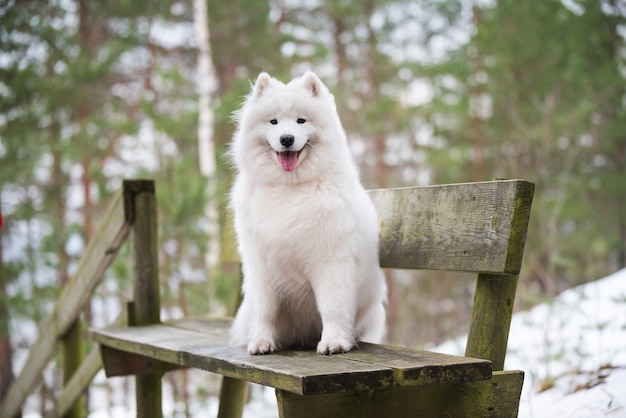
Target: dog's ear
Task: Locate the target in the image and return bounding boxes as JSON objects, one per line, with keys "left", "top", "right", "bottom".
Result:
{"left": 252, "top": 72, "right": 273, "bottom": 98}
{"left": 301, "top": 71, "right": 325, "bottom": 97}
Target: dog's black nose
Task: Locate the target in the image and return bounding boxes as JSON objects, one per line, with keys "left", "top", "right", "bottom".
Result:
{"left": 280, "top": 134, "right": 294, "bottom": 148}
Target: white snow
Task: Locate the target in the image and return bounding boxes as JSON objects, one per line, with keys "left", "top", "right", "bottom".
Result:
{"left": 511, "top": 268, "right": 626, "bottom": 417}
{"left": 437, "top": 268, "right": 626, "bottom": 417}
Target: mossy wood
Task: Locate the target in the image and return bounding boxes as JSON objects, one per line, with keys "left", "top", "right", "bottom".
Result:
{"left": 370, "top": 179, "right": 534, "bottom": 274}
{"left": 276, "top": 371, "right": 524, "bottom": 418}
{"left": 128, "top": 185, "right": 163, "bottom": 418}
{"left": 466, "top": 273, "right": 520, "bottom": 371}
{"left": 88, "top": 178, "right": 534, "bottom": 418}
{"left": 61, "top": 319, "right": 85, "bottom": 418}
{"left": 91, "top": 317, "right": 492, "bottom": 395}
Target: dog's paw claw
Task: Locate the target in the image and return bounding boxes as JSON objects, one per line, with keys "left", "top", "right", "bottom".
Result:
{"left": 247, "top": 338, "right": 276, "bottom": 355}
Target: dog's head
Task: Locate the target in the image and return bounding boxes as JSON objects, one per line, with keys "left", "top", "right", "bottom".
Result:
{"left": 231, "top": 71, "right": 350, "bottom": 184}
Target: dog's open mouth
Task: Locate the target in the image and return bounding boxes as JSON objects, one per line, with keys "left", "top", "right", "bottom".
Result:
{"left": 277, "top": 150, "right": 301, "bottom": 172}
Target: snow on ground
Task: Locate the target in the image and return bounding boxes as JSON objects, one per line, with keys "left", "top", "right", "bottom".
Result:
{"left": 512, "top": 268, "right": 626, "bottom": 417}
{"left": 437, "top": 268, "right": 626, "bottom": 417}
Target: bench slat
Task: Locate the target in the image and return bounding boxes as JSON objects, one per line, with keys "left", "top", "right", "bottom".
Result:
{"left": 370, "top": 179, "right": 533, "bottom": 274}
{"left": 90, "top": 317, "right": 491, "bottom": 395}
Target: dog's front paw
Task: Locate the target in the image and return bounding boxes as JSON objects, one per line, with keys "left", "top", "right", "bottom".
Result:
{"left": 317, "top": 335, "right": 357, "bottom": 355}
{"left": 247, "top": 338, "right": 276, "bottom": 355}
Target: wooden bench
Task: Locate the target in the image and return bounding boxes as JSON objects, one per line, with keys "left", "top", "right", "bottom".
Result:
{"left": 90, "top": 179, "right": 534, "bottom": 417}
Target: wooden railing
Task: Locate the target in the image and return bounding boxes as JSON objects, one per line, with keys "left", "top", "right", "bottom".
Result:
{"left": 0, "top": 180, "right": 155, "bottom": 418}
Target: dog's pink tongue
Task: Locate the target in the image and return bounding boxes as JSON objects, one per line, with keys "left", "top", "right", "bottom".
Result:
{"left": 278, "top": 151, "right": 298, "bottom": 171}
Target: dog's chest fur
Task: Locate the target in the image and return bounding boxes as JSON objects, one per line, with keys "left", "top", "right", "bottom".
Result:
{"left": 244, "top": 182, "right": 354, "bottom": 267}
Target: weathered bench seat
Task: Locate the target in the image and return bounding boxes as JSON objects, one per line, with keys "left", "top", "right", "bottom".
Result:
{"left": 91, "top": 316, "right": 526, "bottom": 416}
{"left": 92, "top": 316, "right": 492, "bottom": 393}
{"left": 90, "top": 179, "right": 534, "bottom": 417}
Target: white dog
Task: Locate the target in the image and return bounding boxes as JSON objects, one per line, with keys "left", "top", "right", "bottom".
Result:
{"left": 228, "top": 71, "right": 386, "bottom": 355}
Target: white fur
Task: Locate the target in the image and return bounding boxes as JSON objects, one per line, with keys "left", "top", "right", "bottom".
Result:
{"left": 228, "top": 71, "right": 386, "bottom": 355}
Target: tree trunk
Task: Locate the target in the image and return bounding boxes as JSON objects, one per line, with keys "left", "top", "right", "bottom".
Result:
{"left": 194, "top": 0, "right": 221, "bottom": 288}
{"left": 471, "top": 2, "right": 486, "bottom": 182}
{"left": 0, "top": 221, "right": 16, "bottom": 403}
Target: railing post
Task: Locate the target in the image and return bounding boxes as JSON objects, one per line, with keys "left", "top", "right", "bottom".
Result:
{"left": 125, "top": 180, "right": 162, "bottom": 418}
{"left": 61, "top": 319, "right": 85, "bottom": 418}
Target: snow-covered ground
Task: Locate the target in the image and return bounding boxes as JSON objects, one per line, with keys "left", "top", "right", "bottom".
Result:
{"left": 512, "top": 268, "right": 626, "bottom": 417}
{"left": 438, "top": 268, "right": 626, "bottom": 417}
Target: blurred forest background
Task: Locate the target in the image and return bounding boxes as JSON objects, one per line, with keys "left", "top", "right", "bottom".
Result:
{"left": 1, "top": 0, "right": 625, "bottom": 415}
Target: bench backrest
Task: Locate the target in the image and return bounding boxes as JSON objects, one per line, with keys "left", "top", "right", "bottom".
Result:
{"left": 371, "top": 179, "right": 533, "bottom": 274}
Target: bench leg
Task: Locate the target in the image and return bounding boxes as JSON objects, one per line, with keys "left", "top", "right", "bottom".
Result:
{"left": 275, "top": 370, "right": 524, "bottom": 418}
{"left": 136, "top": 374, "right": 163, "bottom": 418}
{"left": 217, "top": 377, "right": 248, "bottom": 418}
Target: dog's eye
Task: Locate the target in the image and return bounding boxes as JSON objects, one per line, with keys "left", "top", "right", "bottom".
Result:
{"left": 297, "top": 118, "right": 306, "bottom": 124}
{"left": 270, "top": 119, "right": 278, "bottom": 125}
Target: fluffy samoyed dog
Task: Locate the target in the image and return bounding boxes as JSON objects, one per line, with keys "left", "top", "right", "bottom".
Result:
{"left": 229, "top": 71, "right": 386, "bottom": 355}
